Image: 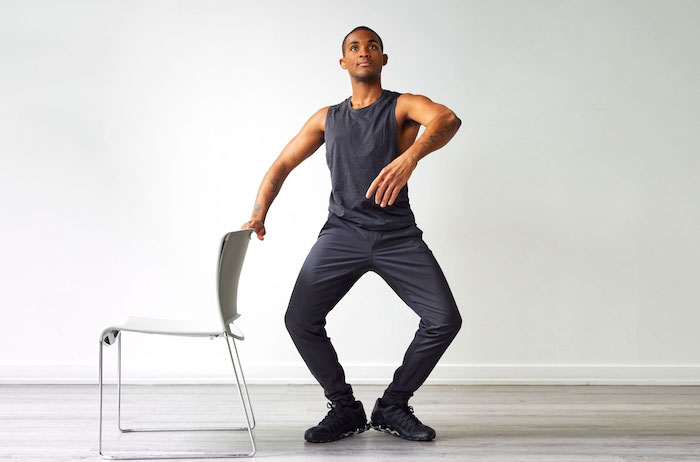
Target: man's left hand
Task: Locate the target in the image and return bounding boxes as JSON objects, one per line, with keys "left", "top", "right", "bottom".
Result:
{"left": 365, "top": 154, "right": 417, "bottom": 207}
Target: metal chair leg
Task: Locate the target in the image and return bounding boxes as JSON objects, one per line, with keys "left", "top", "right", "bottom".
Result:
{"left": 117, "top": 332, "right": 123, "bottom": 432}
{"left": 224, "top": 333, "right": 256, "bottom": 455}
{"left": 230, "top": 335, "right": 256, "bottom": 429}
{"left": 98, "top": 339, "right": 104, "bottom": 457}
{"left": 116, "top": 333, "right": 250, "bottom": 433}
{"left": 99, "top": 332, "right": 256, "bottom": 459}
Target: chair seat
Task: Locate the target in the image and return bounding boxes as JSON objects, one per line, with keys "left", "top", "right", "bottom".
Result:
{"left": 101, "top": 315, "right": 244, "bottom": 341}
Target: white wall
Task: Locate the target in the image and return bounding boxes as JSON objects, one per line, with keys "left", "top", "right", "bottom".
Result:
{"left": 1, "top": 0, "right": 699, "bottom": 385}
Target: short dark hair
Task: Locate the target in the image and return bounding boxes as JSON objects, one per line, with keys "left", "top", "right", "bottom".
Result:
{"left": 342, "top": 26, "right": 383, "bottom": 57}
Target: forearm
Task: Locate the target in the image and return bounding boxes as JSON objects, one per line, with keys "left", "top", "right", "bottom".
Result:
{"left": 249, "top": 162, "right": 290, "bottom": 222}
{"left": 403, "top": 113, "right": 461, "bottom": 166}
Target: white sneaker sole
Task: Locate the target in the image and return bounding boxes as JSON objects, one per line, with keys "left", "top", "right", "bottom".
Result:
{"left": 370, "top": 423, "right": 401, "bottom": 437}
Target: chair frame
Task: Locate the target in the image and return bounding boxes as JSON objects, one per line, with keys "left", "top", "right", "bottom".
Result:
{"left": 98, "top": 329, "right": 256, "bottom": 459}
{"left": 98, "top": 229, "right": 257, "bottom": 459}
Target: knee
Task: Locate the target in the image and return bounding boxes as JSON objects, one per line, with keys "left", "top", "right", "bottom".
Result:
{"left": 432, "top": 308, "right": 462, "bottom": 339}
{"left": 452, "top": 310, "right": 463, "bottom": 336}
{"left": 444, "top": 310, "right": 462, "bottom": 337}
{"left": 284, "top": 308, "right": 299, "bottom": 335}
{"left": 284, "top": 306, "right": 320, "bottom": 338}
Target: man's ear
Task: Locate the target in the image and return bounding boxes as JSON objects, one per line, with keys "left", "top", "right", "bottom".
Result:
{"left": 383, "top": 54, "right": 388, "bottom": 65}
{"left": 339, "top": 57, "right": 347, "bottom": 69}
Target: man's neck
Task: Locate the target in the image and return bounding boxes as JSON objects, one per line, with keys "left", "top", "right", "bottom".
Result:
{"left": 349, "top": 80, "right": 383, "bottom": 109}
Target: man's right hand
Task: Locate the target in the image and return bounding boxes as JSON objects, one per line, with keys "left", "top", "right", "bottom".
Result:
{"left": 241, "top": 220, "right": 266, "bottom": 241}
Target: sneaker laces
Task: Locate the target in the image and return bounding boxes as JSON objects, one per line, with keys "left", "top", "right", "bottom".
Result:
{"left": 318, "top": 401, "right": 355, "bottom": 432}
{"left": 394, "top": 403, "right": 425, "bottom": 429}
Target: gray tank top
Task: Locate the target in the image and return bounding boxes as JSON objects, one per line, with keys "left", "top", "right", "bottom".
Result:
{"left": 324, "top": 89, "right": 417, "bottom": 231}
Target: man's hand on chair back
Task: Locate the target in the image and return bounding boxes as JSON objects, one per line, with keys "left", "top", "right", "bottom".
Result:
{"left": 241, "top": 220, "right": 266, "bottom": 241}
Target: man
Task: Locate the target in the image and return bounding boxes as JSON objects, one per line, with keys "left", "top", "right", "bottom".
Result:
{"left": 241, "top": 26, "right": 462, "bottom": 443}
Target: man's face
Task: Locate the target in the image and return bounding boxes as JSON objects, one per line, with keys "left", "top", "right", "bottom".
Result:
{"left": 340, "top": 30, "right": 387, "bottom": 81}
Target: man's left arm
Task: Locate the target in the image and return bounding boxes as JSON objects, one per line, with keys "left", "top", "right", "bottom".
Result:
{"left": 365, "top": 93, "right": 461, "bottom": 207}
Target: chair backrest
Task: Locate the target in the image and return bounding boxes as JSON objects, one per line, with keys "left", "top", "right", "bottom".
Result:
{"left": 217, "top": 228, "right": 254, "bottom": 332}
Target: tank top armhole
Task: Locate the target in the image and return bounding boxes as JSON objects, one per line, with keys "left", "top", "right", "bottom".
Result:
{"left": 324, "top": 104, "right": 335, "bottom": 136}
{"left": 390, "top": 93, "right": 401, "bottom": 158}
{"left": 320, "top": 106, "right": 330, "bottom": 141}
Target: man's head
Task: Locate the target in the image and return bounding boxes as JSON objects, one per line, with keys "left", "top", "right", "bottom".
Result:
{"left": 341, "top": 26, "right": 383, "bottom": 57}
{"left": 340, "top": 26, "right": 388, "bottom": 82}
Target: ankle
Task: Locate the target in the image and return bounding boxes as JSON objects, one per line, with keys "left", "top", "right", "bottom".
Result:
{"left": 379, "top": 396, "right": 408, "bottom": 407}
{"left": 333, "top": 397, "right": 358, "bottom": 408}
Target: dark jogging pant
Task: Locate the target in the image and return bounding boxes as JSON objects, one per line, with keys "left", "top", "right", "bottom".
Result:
{"left": 284, "top": 212, "right": 462, "bottom": 405}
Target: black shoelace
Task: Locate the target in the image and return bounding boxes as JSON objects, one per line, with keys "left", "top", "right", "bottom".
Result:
{"left": 318, "top": 401, "right": 355, "bottom": 432}
{"left": 393, "top": 403, "right": 424, "bottom": 429}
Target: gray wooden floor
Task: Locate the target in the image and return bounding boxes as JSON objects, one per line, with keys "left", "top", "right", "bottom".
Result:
{"left": 1, "top": 384, "right": 699, "bottom": 461}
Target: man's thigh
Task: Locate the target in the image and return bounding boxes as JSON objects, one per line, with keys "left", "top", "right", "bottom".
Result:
{"left": 286, "top": 215, "right": 372, "bottom": 322}
{"left": 371, "top": 226, "right": 460, "bottom": 326}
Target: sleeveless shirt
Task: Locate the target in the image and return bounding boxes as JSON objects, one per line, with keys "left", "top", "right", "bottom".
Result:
{"left": 324, "top": 89, "right": 417, "bottom": 231}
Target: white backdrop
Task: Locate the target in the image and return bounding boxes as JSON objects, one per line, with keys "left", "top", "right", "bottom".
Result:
{"left": 1, "top": 0, "right": 699, "bottom": 386}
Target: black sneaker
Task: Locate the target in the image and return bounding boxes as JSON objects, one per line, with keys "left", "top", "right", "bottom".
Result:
{"left": 369, "top": 398, "right": 436, "bottom": 441}
{"left": 304, "top": 400, "right": 370, "bottom": 443}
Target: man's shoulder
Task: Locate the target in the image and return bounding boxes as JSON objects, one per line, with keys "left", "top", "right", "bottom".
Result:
{"left": 327, "top": 96, "right": 349, "bottom": 112}
{"left": 306, "top": 105, "right": 333, "bottom": 133}
{"left": 317, "top": 97, "right": 349, "bottom": 127}
{"left": 395, "top": 92, "right": 435, "bottom": 110}
{"left": 309, "top": 95, "right": 347, "bottom": 117}
{"left": 396, "top": 91, "right": 424, "bottom": 102}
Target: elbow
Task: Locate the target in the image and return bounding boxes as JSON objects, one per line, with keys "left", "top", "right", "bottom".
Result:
{"left": 272, "top": 160, "right": 292, "bottom": 179}
{"left": 448, "top": 111, "right": 461, "bottom": 130}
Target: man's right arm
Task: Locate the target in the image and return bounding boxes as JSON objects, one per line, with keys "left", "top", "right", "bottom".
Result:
{"left": 241, "top": 106, "right": 328, "bottom": 240}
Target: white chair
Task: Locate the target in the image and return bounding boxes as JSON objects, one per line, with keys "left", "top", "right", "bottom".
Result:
{"left": 98, "top": 228, "right": 256, "bottom": 459}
